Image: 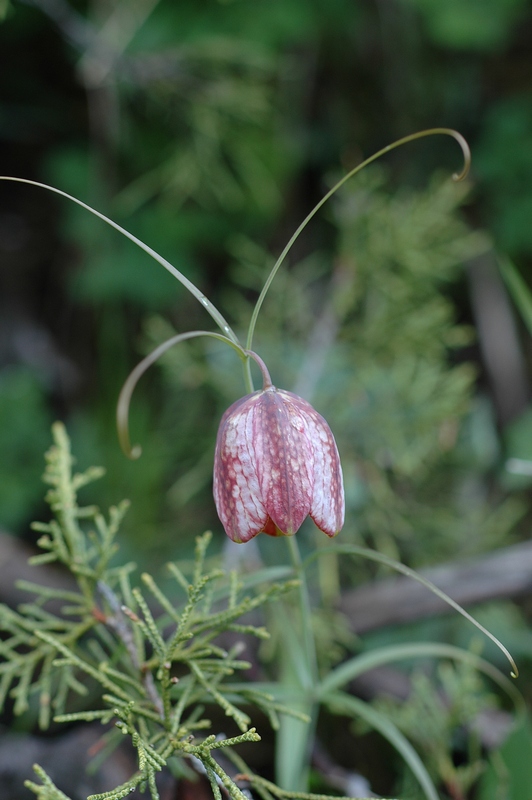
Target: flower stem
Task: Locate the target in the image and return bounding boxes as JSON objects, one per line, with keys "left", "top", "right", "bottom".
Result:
{"left": 279, "top": 535, "right": 319, "bottom": 791}
{"left": 245, "top": 350, "right": 273, "bottom": 390}
{"left": 286, "top": 535, "right": 318, "bottom": 687}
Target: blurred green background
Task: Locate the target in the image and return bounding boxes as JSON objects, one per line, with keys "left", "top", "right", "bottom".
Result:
{"left": 2, "top": 1, "right": 532, "bottom": 796}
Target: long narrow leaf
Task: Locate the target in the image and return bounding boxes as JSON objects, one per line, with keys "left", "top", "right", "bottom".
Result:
{"left": 318, "top": 642, "right": 524, "bottom": 713}
{"left": 0, "top": 176, "right": 238, "bottom": 345}
{"left": 306, "top": 545, "right": 518, "bottom": 678}
{"left": 498, "top": 254, "right": 532, "bottom": 336}
{"left": 327, "top": 691, "right": 440, "bottom": 800}
{"left": 273, "top": 603, "right": 317, "bottom": 791}
{"left": 116, "top": 330, "right": 245, "bottom": 458}
{"left": 246, "top": 127, "right": 470, "bottom": 352}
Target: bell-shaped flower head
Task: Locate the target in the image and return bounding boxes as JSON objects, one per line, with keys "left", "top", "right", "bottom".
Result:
{"left": 213, "top": 353, "right": 344, "bottom": 543}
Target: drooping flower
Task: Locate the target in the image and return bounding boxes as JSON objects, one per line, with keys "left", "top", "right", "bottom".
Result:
{"left": 213, "top": 354, "right": 344, "bottom": 543}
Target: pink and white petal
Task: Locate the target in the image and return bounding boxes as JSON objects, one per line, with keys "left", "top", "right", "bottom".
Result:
{"left": 253, "top": 389, "right": 314, "bottom": 535}
{"left": 305, "top": 405, "right": 345, "bottom": 537}
{"left": 214, "top": 396, "right": 269, "bottom": 543}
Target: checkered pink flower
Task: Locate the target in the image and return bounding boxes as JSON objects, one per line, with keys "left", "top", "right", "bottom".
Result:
{"left": 213, "top": 356, "right": 344, "bottom": 543}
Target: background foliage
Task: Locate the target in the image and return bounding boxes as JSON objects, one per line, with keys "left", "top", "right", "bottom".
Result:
{"left": 2, "top": 0, "right": 532, "bottom": 798}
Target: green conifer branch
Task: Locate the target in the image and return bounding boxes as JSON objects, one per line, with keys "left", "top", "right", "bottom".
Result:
{"left": 2, "top": 425, "right": 334, "bottom": 800}
{"left": 189, "top": 661, "right": 252, "bottom": 732}
{"left": 25, "top": 764, "right": 73, "bottom": 800}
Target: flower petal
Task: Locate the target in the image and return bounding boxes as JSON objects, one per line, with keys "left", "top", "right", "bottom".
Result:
{"left": 303, "top": 400, "right": 345, "bottom": 537}
{"left": 213, "top": 393, "right": 269, "bottom": 543}
{"left": 214, "top": 384, "right": 345, "bottom": 542}
{"left": 253, "top": 389, "right": 314, "bottom": 535}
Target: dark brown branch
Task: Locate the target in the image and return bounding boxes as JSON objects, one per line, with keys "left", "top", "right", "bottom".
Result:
{"left": 468, "top": 253, "right": 529, "bottom": 424}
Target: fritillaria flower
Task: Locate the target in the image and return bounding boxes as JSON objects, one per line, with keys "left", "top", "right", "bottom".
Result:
{"left": 213, "top": 353, "right": 344, "bottom": 543}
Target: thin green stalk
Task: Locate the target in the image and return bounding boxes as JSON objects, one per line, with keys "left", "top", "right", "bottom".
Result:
{"left": 246, "top": 127, "right": 470, "bottom": 352}
{"left": 498, "top": 254, "right": 532, "bottom": 336}
{"left": 306, "top": 544, "right": 518, "bottom": 678}
{"left": 0, "top": 178, "right": 261, "bottom": 397}
{"left": 276, "top": 536, "right": 319, "bottom": 792}
{"left": 0, "top": 176, "right": 240, "bottom": 346}
{"left": 243, "top": 354, "right": 255, "bottom": 395}
{"left": 116, "top": 330, "right": 247, "bottom": 458}
{"left": 286, "top": 536, "right": 318, "bottom": 687}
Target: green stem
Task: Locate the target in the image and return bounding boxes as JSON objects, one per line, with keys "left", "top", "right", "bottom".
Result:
{"left": 280, "top": 535, "right": 319, "bottom": 791}
{"left": 245, "top": 349, "right": 273, "bottom": 389}
{"left": 246, "top": 127, "right": 470, "bottom": 352}
{"left": 243, "top": 356, "right": 255, "bottom": 395}
{"left": 286, "top": 536, "right": 318, "bottom": 687}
